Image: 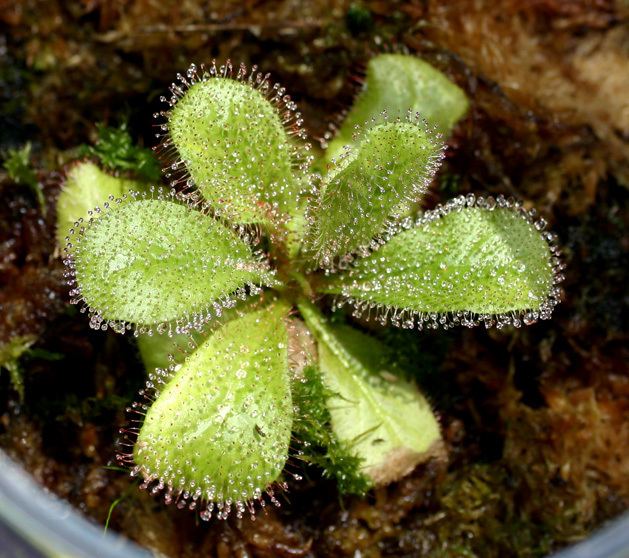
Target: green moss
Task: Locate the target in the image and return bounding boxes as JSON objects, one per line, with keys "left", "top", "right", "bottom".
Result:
{"left": 293, "top": 364, "right": 371, "bottom": 495}
{"left": 0, "top": 335, "right": 37, "bottom": 401}
{"left": 3, "top": 143, "right": 44, "bottom": 211}
{"left": 80, "top": 123, "right": 160, "bottom": 182}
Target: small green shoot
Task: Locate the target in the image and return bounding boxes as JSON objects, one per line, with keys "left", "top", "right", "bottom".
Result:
{"left": 3, "top": 143, "right": 45, "bottom": 212}
{"left": 0, "top": 335, "right": 37, "bottom": 401}
{"left": 103, "top": 495, "right": 126, "bottom": 535}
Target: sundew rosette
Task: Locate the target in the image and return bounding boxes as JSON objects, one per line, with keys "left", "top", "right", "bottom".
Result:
{"left": 60, "top": 56, "right": 563, "bottom": 521}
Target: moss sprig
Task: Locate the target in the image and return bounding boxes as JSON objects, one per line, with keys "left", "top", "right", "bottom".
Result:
{"left": 292, "top": 364, "right": 371, "bottom": 495}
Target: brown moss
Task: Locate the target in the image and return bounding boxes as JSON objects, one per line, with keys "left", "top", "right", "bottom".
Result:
{"left": 424, "top": 0, "right": 629, "bottom": 184}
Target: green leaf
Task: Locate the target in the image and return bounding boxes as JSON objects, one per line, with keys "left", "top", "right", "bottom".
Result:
{"left": 56, "top": 161, "right": 147, "bottom": 247}
{"left": 167, "top": 63, "right": 308, "bottom": 227}
{"left": 133, "top": 300, "right": 292, "bottom": 519}
{"left": 298, "top": 300, "right": 442, "bottom": 486}
{"left": 307, "top": 119, "right": 443, "bottom": 266}
{"left": 326, "top": 53, "right": 469, "bottom": 161}
{"left": 320, "top": 196, "right": 561, "bottom": 328}
{"left": 68, "top": 197, "right": 276, "bottom": 332}
{"left": 4, "top": 143, "right": 38, "bottom": 189}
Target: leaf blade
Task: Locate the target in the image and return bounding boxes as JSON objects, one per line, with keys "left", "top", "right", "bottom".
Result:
{"left": 298, "top": 301, "right": 442, "bottom": 486}
{"left": 69, "top": 197, "right": 275, "bottom": 331}
{"left": 167, "top": 69, "right": 308, "bottom": 227}
{"left": 326, "top": 54, "right": 469, "bottom": 161}
{"left": 307, "top": 119, "right": 443, "bottom": 266}
{"left": 133, "top": 300, "right": 292, "bottom": 516}
{"left": 320, "top": 197, "right": 561, "bottom": 327}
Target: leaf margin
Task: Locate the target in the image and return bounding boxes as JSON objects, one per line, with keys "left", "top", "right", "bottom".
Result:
{"left": 64, "top": 189, "right": 278, "bottom": 337}
{"left": 317, "top": 194, "right": 564, "bottom": 330}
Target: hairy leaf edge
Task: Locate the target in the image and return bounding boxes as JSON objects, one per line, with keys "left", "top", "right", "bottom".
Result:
{"left": 63, "top": 188, "right": 279, "bottom": 337}
{"left": 117, "top": 298, "right": 292, "bottom": 521}
{"left": 303, "top": 112, "right": 445, "bottom": 270}
{"left": 319, "top": 193, "right": 564, "bottom": 330}
{"left": 154, "top": 60, "right": 315, "bottom": 231}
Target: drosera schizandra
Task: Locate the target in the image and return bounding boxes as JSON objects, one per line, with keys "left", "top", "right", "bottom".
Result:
{"left": 58, "top": 54, "right": 564, "bottom": 521}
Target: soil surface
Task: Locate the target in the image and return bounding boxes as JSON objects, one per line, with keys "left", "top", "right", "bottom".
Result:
{"left": 0, "top": 1, "right": 628, "bottom": 557}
